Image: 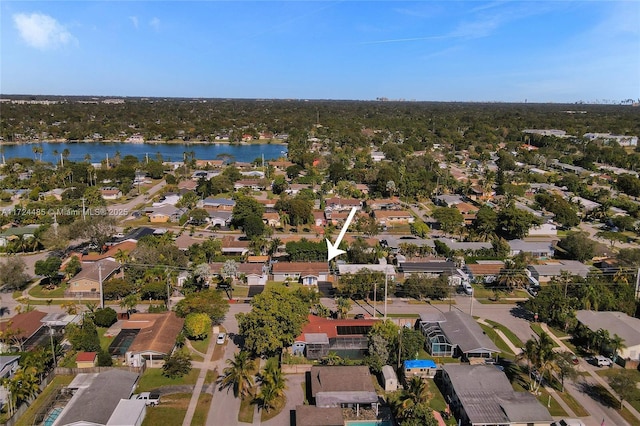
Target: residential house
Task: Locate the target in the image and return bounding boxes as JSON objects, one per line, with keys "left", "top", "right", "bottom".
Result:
{"left": 238, "top": 262, "right": 267, "bottom": 286}
{"left": 309, "top": 366, "right": 379, "bottom": 412}
{"left": 325, "top": 197, "right": 362, "bottom": 211}
{"left": 507, "top": 239, "right": 555, "bottom": 258}
{"left": 147, "top": 205, "right": 186, "bottom": 223}
{"left": 373, "top": 209, "right": 414, "bottom": 226}
{"left": 0, "top": 355, "right": 20, "bottom": 410}
{"left": 527, "top": 260, "right": 591, "bottom": 283}
{"left": 53, "top": 370, "right": 140, "bottom": 426}
{"left": 152, "top": 192, "right": 180, "bottom": 207}
{"left": 262, "top": 212, "right": 281, "bottom": 227}
{"left": 404, "top": 359, "right": 438, "bottom": 380}
{"left": 528, "top": 222, "right": 558, "bottom": 237}
{"left": 0, "top": 224, "right": 40, "bottom": 247}
{"left": 337, "top": 264, "right": 396, "bottom": 280}
{"left": 455, "top": 202, "right": 478, "bottom": 225}
{"left": 371, "top": 151, "right": 386, "bottom": 162}
{"left": 381, "top": 236, "right": 435, "bottom": 254}
{"left": 366, "top": 197, "right": 401, "bottom": 210}
{"left": 271, "top": 262, "right": 330, "bottom": 285}
{"left": 313, "top": 210, "right": 326, "bottom": 227}
{"left": 195, "top": 159, "right": 225, "bottom": 168}
{"left": 441, "top": 364, "right": 553, "bottom": 426}
{"left": 100, "top": 187, "right": 123, "bottom": 200}
{"left": 106, "top": 399, "right": 147, "bottom": 426}
{"left": 398, "top": 260, "right": 457, "bottom": 280}
{"left": 468, "top": 185, "right": 495, "bottom": 202}
{"left": 285, "top": 183, "right": 312, "bottom": 196}
{"left": 269, "top": 160, "right": 294, "bottom": 171}
{"left": 82, "top": 241, "right": 137, "bottom": 262}
{"left": 434, "top": 194, "right": 465, "bottom": 207}
{"left": 220, "top": 236, "right": 250, "bottom": 256}
{"left": 464, "top": 262, "right": 505, "bottom": 283}
{"left": 76, "top": 351, "right": 98, "bottom": 368}
{"left": 67, "top": 260, "right": 121, "bottom": 297}
{"left": 0, "top": 310, "right": 47, "bottom": 352}
{"left": 294, "top": 405, "right": 344, "bottom": 426}
{"left": 435, "top": 238, "right": 492, "bottom": 253}
{"left": 192, "top": 170, "right": 218, "bottom": 181}
{"left": 122, "top": 312, "right": 185, "bottom": 368}
{"left": 418, "top": 311, "right": 499, "bottom": 360}
{"left": 233, "top": 179, "right": 266, "bottom": 191}
{"left": 207, "top": 210, "right": 232, "bottom": 227}
{"left": 575, "top": 310, "right": 640, "bottom": 362}
{"left": 292, "top": 315, "right": 376, "bottom": 360}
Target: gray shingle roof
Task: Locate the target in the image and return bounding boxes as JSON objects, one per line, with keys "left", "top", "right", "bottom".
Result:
{"left": 576, "top": 310, "right": 640, "bottom": 348}
{"left": 439, "top": 311, "right": 499, "bottom": 354}
{"left": 56, "top": 370, "right": 139, "bottom": 425}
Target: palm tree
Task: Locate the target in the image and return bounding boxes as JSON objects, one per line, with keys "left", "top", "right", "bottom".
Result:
{"left": 114, "top": 249, "right": 129, "bottom": 264}
{"left": 518, "top": 332, "right": 556, "bottom": 393}
{"left": 395, "top": 376, "right": 430, "bottom": 419}
{"left": 336, "top": 297, "right": 351, "bottom": 319}
{"left": 555, "top": 352, "right": 579, "bottom": 392}
{"left": 279, "top": 211, "right": 290, "bottom": 230}
{"left": 256, "top": 358, "right": 287, "bottom": 412}
{"left": 595, "top": 328, "right": 610, "bottom": 354}
{"left": 320, "top": 351, "right": 342, "bottom": 366}
{"left": 496, "top": 259, "right": 528, "bottom": 291}
{"left": 219, "top": 351, "right": 255, "bottom": 398}
{"left": 581, "top": 284, "right": 599, "bottom": 311}
{"left": 268, "top": 238, "right": 282, "bottom": 256}
{"left": 120, "top": 293, "right": 140, "bottom": 316}
{"left": 609, "top": 334, "right": 626, "bottom": 363}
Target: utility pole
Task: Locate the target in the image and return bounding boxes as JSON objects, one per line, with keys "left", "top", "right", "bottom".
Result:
{"left": 48, "top": 325, "right": 57, "bottom": 368}
{"left": 635, "top": 268, "right": 640, "bottom": 300}
{"left": 470, "top": 287, "right": 474, "bottom": 317}
{"left": 98, "top": 263, "right": 104, "bottom": 309}
{"left": 373, "top": 279, "right": 377, "bottom": 319}
{"left": 384, "top": 272, "right": 388, "bottom": 320}
{"left": 81, "top": 197, "right": 86, "bottom": 220}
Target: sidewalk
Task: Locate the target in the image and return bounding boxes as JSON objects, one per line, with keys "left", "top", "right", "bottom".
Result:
{"left": 477, "top": 318, "right": 522, "bottom": 355}
{"left": 539, "top": 323, "right": 640, "bottom": 423}
{"left": 182, "top": 334, "right": 217, "bottom": 426}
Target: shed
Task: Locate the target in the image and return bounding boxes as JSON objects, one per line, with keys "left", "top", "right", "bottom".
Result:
{"left": 106, "top": 399, "right": 147, "bottom": 426}
{"left": 381, "top": 365, "right": 398, "bottom": 391}
{"left": 76, "top": 351, "right": 98, "bottom": 368}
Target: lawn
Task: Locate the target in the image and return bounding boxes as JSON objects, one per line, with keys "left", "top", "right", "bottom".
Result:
{"left": 204, "top": 369, "right": 218, "bottom": 385}
{"left": 260, "top": 395, "right": 286, "bottom": 422}
{"left": 238, "top": 394, "right": 255, "bottom": 423}
{"left": 508, "top": 368, "right": 567, "bottom": 417}
{"left": 595, "top": 368, "right": 640, "bottom": 413}
{"left": 28, "top": 282, "right": 68, "bottom": 298}
{"left": 189, "top": 334, "right": 211, "bottom": 355}
{"left": 136, "top": 367, "right": 200, "bottom": 392}
{"left": 232, "top": 284, "right": 250, "bottom": 298}
{"left": 484, "top": 319, "right": 524, "bottom": 348}
{"left": 97, "top": 327, "right": 113, "bottom": 351}
{"left": 530, "top": 324, "right": 559, "bottom": 347}
{"left": 14, "top": 375, "right": 74, "bottom": 426}
{"left": 191, "top": 393, "right": 212, "bottom": 426}
{"left": 141, "top": 393, "right": 190, "bottom": 426}
{"left": 479, "top": 323, "right": 513, "bottom": 356}
{"left": 556, "top": 390, "right": 590, "bottom": 417}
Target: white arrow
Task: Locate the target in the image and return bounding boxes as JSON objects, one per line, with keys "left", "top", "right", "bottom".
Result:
{"left": 326, "top": 207, "right": 357, "bottom": 261}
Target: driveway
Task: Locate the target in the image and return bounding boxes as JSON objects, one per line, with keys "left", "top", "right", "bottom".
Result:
{"left": 261, "top": 374, "right": 305, "bottom": 426}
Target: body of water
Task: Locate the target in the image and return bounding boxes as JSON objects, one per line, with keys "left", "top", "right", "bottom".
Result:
{"left": 0, "top": 142, "right": 287, "bottom": 164}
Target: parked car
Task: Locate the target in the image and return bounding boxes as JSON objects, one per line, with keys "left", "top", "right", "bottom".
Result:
{"left": 216, "top": 333, "right": 226, "bottom": 344}
{"left": 551, "top": 419, "right": 586, "bottom": 426}
{"left": 131, "top": 392, "right": 160, "bottom": 406}
{"left": 594, "top": 355, "right": 612, "bottom": 367}
{"left": 354, "top": 314, "right": 365, "bottom": 319}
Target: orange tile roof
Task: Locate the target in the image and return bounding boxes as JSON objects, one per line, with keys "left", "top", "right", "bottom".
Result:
{"left": 297, "top": 315, "right": 377, "bottom": 340}
{"left": 82, "top": 241, "right": 137, "bottom": 262}
{"left": 76, "top": 351, "right": 98, "bottom": 362}
{"left": 123, "top": 312, "right": 185, "bottom": 355}
{"left": 0, "top": 310, "right": 46, "bottom": 340}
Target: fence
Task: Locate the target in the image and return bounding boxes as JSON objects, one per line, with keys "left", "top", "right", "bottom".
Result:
{"left": 54, "top": 365, "right": 145, "bottom": 375}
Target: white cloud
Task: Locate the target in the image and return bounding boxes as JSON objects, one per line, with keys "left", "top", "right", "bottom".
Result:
{"left": 13, "top": 12, "right": 76, "bottom": 50}
{"left": 129, "top": 16, "right": 139, "bottom": 29}
{"left": 149, "top": 17, "right": 160, "bottom": 31}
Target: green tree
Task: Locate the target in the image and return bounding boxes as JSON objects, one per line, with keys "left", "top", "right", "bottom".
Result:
{"left": 184, "top": 312, "right": 212, "bottom": 340}
{"left": 243, "top": 214, "right": 266, "bottom": 238}
{"left": 67, "top": 318, "right": 101, "bottom": 352}
{"left": 256, "top": 358, "right": 287, "bottom": 412}
{"left": 174, "top": 289, "right": 229, "bottom": 324}
{"left": 432, "top": 207, "right": 463, "bottom": 236}
{"left": 472, "top": 206, "right": 498, "bottom": 240}
{"left": 336, "top": 297, "right": 352, "bottom": 319}
{"left": 518, "top": 332, "right": 556, "bottom": 393}
{"left": 555, "top": 351, "right": 579, "bottom": 392}
{"left": 608, "top": 370, "right": 637, "bottom": 409}
{"left": 232, "top": 195, "right": 265, "bottom": 229}
{"left": 557, "top": 232, "right": 596, "bottom": 262}
{"left": 497, "top": 204, "right": 540, "bottom": 240}
{"left": 93, "top": 307, "right": 118, "bottom": 327}
{"left": 162, "top": 349, "right": 192, "bottom": 378}
{"left": 0, "top": 256, "right": 31, "bottom": 291}
{"left": 236, "top": 287, "right": 310, "bottom": 356}
{"left": 35, "top": 256, "right": 62, "bottom": 284}
{"left": 219, "top": 351, "right": 255, "bottom": 398}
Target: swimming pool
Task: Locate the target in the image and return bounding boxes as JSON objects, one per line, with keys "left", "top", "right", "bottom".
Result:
{"left": 44, "top": 407, "right": 63, "bottom": 426}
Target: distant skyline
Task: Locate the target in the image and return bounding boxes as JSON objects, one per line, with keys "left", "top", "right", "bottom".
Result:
{"left": 1, "top": 1, "right": 639, "bottom": 103}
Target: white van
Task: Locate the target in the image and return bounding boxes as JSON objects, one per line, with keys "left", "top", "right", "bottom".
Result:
{"left": 462, "top": 282, "right": 473, "bottom": 295}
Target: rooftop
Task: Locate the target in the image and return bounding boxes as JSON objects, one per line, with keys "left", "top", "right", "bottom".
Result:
{"left": 576, "top": 310, "right": 640, "bottom": 348}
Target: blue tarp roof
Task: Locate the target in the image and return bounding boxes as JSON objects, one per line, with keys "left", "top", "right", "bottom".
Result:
{"left": 404, "top": 359, "right": 437, "bottom": 369}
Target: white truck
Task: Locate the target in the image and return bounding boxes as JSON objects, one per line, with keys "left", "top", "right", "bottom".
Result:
{"left": 131, "top": 392, "right": 161, "bottom": 406}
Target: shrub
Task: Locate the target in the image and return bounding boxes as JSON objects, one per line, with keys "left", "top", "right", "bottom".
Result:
{"left": 93, "top": 307, "right": 118, "bottom": 327}
{"left": 184, "top": 312, "right": 212, "bottom": 340}
{"left": 162, "top": 350, "right": 192, "bottom": 378}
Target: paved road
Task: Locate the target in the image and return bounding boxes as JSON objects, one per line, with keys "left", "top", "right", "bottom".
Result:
{"left": 579, "top": 222, "right": 638, "bottom": 250}
{"left": 205, "top": 303, "right": 251, "bottom": 425}
{"left": 111, "top": 179, "right": 166, "bottom": 219}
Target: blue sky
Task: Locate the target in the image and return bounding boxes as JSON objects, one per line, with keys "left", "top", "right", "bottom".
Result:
{"left": 1, "top": 1, "right": 639, "bottom": 103}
